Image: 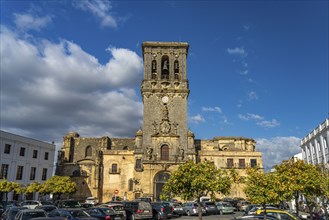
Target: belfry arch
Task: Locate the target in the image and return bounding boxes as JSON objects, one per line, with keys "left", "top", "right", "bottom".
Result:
{"left": 153, "top": 171, "right": 170, "bottom": 201}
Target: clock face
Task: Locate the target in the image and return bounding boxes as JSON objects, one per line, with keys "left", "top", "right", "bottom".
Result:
{"left": 162, "top": 96, "right": 169, "bottom": 104}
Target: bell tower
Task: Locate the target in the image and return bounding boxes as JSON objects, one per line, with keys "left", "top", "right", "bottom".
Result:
{"left": 135, "top": 42, "right": 195, "bottom": 164}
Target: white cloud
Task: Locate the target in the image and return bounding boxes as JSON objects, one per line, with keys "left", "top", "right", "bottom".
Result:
{"left": 73, "top": 0, "right": 117, "bottom": 28}
{"left": 248, "top": 91, "right": 258, "bottom": 100}
{"left": 256, "top": 136, "right": 301, "bottom": 172}
{"left": 238, "top": 113, "right": 264, "bottom": 121}
{"left": 240, "top": 70, "right": 248, "bottom": 75}
{"left": 0, "top": 26, "right": 143, "bottom": 145}
{"left": 13, "top": 13, "right": 52, "bottom": 31}
{"left": 202, "top": 106, "right": 222, "bottom": 113}
{"left": 243, "top": 25, "right": 250, "bottom": 31}
{"left": 256, "top": 119, "right": 280, "bottom": 128}
{"left": 238, "top": 113, "right": 280, "bottom": 128}
{"left": 227, "top": 47, "right": 247, "bottom": 57}
{"left": 189, "top": 114, "right": 205, "bottom": 124}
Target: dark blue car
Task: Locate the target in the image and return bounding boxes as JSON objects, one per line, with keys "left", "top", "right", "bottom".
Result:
{"left": 48, "top": 209, "right": 98, "bottom": 220}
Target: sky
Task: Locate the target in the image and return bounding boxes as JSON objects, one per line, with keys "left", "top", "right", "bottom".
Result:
{"left": 1, "top": 0, "right": 328, "bottom": 171}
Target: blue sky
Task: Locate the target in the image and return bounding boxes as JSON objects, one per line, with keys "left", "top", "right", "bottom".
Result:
{"left": 1, "top": 0, "right": 328, "bottom": 171}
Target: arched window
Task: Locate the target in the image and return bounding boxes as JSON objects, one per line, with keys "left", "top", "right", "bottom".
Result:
{"left": 85, "top": 146, "right": 92, "bottom": 157}
{"left": 161, "top": 56, "right": 169, "bottom": 80}
{"left": 72, "top": 170, "right": 80, "bottom": 177}
{"left": 161, "top": 145, "right": 169, "bottom": 160}
{"left": 128, "top": 179, "right": 134, "bottom": 191}
{"left": 135, "top": 159, "right": 142, "bottom": 170}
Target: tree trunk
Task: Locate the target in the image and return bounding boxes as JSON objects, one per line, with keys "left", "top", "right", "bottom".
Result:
{"left": 263, "top": 203, "right": 267, "bottom": 220}
{"left": 197, "top": 196, "right": 202, "bottom": 220}
{"left": 295, "top": 191, "right": 299, "bottom": 217}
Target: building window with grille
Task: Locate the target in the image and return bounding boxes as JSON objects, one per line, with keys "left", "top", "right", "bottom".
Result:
{"left": 128, "top": 179, "right": 134, "bottom": 191}
{"left": 250, "top": 159, "right": 257, "bottom": 167}
{"left": 174, "top": 60, "right": 179, "bottom": 73}
{"left": 239, "top": 159, "right": 245, "bottom": 168}
{"left": 20, "top": 147, "right": 26, "bottom": 156}
{"left": 30, "top": 167, "right": 36, "bottom": 180}
{"left": 111, "top": 164, "right": 118, "bottom": 173}
{"left": 161, "top": 145, "right": 169, "bottom": 160}
{"left": 0, "top": 164, "right": 9, "bottom": 179}
{"left": 32, "top": 150, "right": 38, "bottom": 159}
{"left": 44, "top": 152, "right": 49, "bottom": 160}
{"left": 152, "top": 60, "right": 157, "bottom": 73}
{"left": 135, "top": 159, "right": 142, "bottom": 171}
{"left": 227, "top": 158, "right": 234, "bottom": 168}
{"left": 16, "top": 166, "right": 24, "bottom": 180}
{"left": 42, "top": 168, "right": 47, "bottom": 180}
{"left": 4, "top": 144, "right": 11, "bottom": 154}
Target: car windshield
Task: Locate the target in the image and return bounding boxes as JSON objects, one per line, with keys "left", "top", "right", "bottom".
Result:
{"left": 101, "top": 208, "right": 115, "bottom": 214}
{"left": 69, "top": 210, "right": 90, "bottom": 217}
{"left": 138, "top": 202, "right": 151, "bottom": 210}
{"left": 111, "top": 206, "right": 124, "bottom": 211}
{"left": 223, "top": 203, "right": 232, "bottom": 207}
{"left": 22, "top": 211, "right": 46, "bottom": 220}
{"left": 205, "top": 202, "right": 215, "bottom": 206}
{"left": 63, "top": 201, "right": 80, "bottom": 208}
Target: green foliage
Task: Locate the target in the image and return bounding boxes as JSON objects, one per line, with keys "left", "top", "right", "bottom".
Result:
{"left": 160, "top": 160, "right": 232, "bottom": 201}
{"left": 244, "top": 168, "right": 281, "bottom": 205}
{"left": 25, "top": 182, "right": 42, "bottom": 194}
{"left": 0, "top": 180, "right": 24, "bottom": 193}
{"left": 40, "top": 175, "right": 76, "bottom": 196}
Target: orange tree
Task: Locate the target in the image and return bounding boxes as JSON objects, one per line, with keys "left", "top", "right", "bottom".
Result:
{"left": 317, "top": 164, "right": 329, "bottom": 220}
{"left": 0, "top": 180, "right": 24, "bottom": 205}
{"left": 40, "top": 175, "right": 76, "bottom": 199}
{"left": 244, "top": 167, "right": 282, "bottom": 218}
{"left": 274, "top": 159, "right": 322, "bottom": 218}
{"left": 160, "top": 160, "right": 232, "bottom": 220}
{"left": 25, "top": 182, "right": 42, "bottom": 197}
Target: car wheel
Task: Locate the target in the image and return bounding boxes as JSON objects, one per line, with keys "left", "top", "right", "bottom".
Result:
{"left": 156, "top": 213, "right": 161, "bottom": 220}
{"left": 187, "top": 211, "right": 191, "bottom": 216}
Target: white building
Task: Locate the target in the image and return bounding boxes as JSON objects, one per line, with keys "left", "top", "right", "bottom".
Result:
{"left": 301, "top": 118, "right": 329, "bottom": 165}
{"left": 0, "top": 130, "right": 56, "bottom": 201}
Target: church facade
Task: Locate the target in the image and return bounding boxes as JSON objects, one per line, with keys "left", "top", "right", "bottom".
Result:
{"left": 55, "top": 42, "right": 263, "bottom": 202}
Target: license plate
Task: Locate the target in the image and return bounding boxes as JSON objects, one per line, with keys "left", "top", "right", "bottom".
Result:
{"left": 144, "top": 210, "right": 149, "bottom": 213}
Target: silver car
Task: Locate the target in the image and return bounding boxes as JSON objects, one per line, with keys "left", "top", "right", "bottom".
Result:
{"left": 182, "top": 202, "right": 206, "bottom": 216}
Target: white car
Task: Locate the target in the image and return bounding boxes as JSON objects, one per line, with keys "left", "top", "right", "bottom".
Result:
{"left": 20, "top": 200, "right": 42, "bottom": 209}
{"left": 85, "top": 197, "right": 97, "bottom": 205}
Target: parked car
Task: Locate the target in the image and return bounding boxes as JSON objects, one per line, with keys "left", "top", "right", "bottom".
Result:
{"left": 1, "top": 207, "right": 27, "bottom": 220}
{"left": 237, "top": 201, "right": 250, "bottom": 212}
{"left": 181, "top": 202, "right": 206, "bottom": 216}
{"left": 215, "top": 202, "right": 235, "bottom": 215}
{"left": 247, "top": 206, "right": 279, "bottom": 215}
{"left": 122, "top": 201, "right": 152, "bottom": 220}
{"left": 14, "top": 209, "right": 47, "bottom": 220}
{"left": 200, "top": 201, "right": 217, "bottom": 215}
{"left": 20, "top": 201, "right": 42, "bottom": 209}
{"left": 34, "top": 205, "right": 57, "bottom": 213}
{"left": 169, "top": 203, "right": 185, "bottom": 217}
{"left": 48, "top": 208, "right": 98, "bottom": 220}
{"left": 255, "top": 209, "right": 298, "bottom": 220}
{"left": 98, "top": 203, "right": 126, "bottom": 219}
{"left": 85, "top": 207, "right": 124, "bottom": 220}
{"left": 85, "top": 198, "right": 97, "bottom": 205}
{"left": 236, "top": 214, "right": 278, "bottom": 220}
{"left": 55, "top": 200, "right": 81, "bottom": 209}
{"left": 150, "top": 202, "right": 173, "bottom": 220}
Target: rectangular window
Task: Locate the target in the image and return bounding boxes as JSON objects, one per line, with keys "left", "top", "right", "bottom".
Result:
{"left": 112, "top": 164, "right": 118, "bottom": 173}
{"left": 4, "top": 144, "right": 11, "bottom": 154}
{"left": 250, "top": 159, "right": 257, "bottom": 167}
{"left": 33, "top": 150, "right": 38, "bottom": 159}
{"left": 0, "top": 164, "right": 9, "bottom": 179}
{"left": 20, "top": 147, "right": 26, "bottom": 156}
{"left": 30, "top": 167, "right": 36, "bottom": 180}
{"left": 16, "top": 166, "right": 24, "bottom": 180}
{"left": 227, "top": 158, "right": 234, "bottom": 168}
{"left": 42, "top": 168, "right": 47, "bottom": 180}
{"left": 44, "top": 152, "right": 49, "bottom": 160}
{"left": 239, "top": 159, "right": 245, "bottom": 168}
{"left": 135, "top": 159, "right": 142, "bottom": 170}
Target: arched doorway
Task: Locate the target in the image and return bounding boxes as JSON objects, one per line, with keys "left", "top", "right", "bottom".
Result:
{"left": 154, "top": 171, "right": 170, "bottom": 201}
